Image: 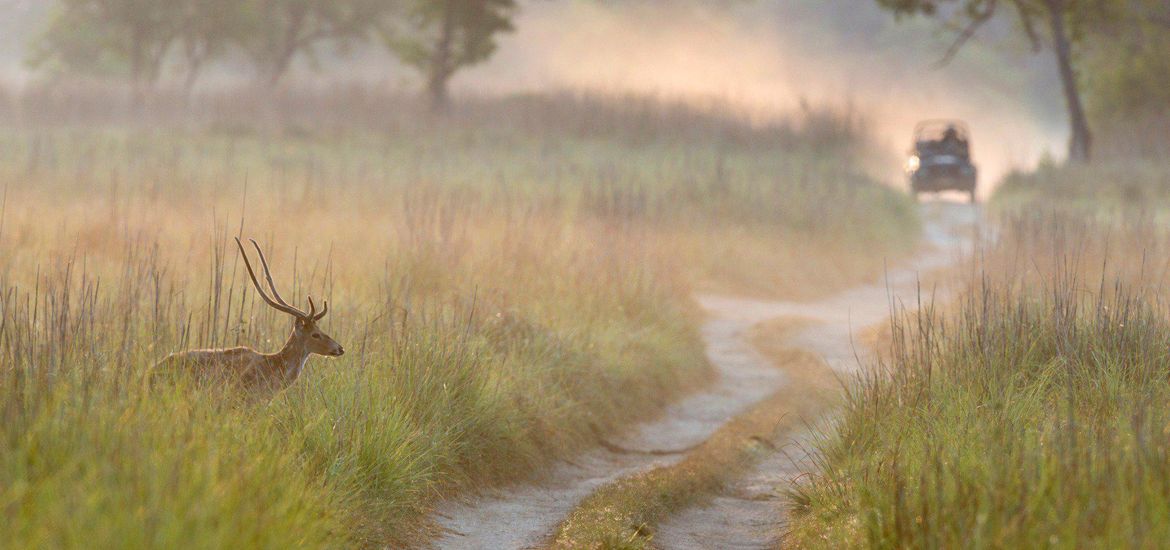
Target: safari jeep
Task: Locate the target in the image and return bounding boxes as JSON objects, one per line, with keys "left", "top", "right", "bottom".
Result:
{"left": 906, "top": 120, "right": 978, "bottom": 203}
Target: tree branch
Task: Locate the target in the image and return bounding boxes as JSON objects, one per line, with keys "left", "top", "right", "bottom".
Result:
{"left": 933, "top": 0, "right": 997, "bottom": 68}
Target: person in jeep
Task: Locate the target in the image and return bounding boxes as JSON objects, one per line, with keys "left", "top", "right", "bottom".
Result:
{"left": 939, "top": 125, "right": 967, "bottom": 157}
{"left": 907, "top": 120, "right": 978, "bottom": 203}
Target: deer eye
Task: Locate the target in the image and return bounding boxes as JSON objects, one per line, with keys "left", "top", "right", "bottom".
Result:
{"left": 311, "top": 333, "right": 321, "bottom": 339}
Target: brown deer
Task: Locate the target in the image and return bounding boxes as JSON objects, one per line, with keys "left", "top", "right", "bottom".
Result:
{"left": 152, "top": 238, "right": 344, "bottom": 391}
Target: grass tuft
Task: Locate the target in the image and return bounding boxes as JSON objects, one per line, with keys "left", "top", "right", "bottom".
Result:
{"left": 788, "top": 210, "right": 1170, "bottom": 548}
{"left": 0, "top": 91, "right": 916, "bottom": 546}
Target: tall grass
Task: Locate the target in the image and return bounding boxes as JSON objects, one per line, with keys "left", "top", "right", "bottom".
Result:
{"left": 0, "top": 90, "right": 917, "bottom": 295}
{"left": 995, "top": 160, "right": 1170, "bottom": 218}
{"left": 787, "top": 212, "right": 1170, "bottom": 548}
{"left": 993, "top": 112, "right": 1170, "bottom": 216}
{"left": 0, "top": 91, "right": 916, "bottom": 546}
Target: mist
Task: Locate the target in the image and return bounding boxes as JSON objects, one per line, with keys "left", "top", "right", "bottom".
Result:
{"left": 0, "top": 0, "right": 1068, "bottom": 189}
{"left": 465, "top": 0, "right": 1067, "bottom": 188}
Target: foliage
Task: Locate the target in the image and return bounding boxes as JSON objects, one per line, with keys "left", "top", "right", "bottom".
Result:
{"left": 549, "top": 323, "right": 836, "bottom": 549}
{"left": 994, "top": 160, "right": 1170, "bottom": 214}
{"left": 25, "top": 0, "right": 521, "bottom": 100}
{"left": 233, "top": 0, "right": 386, "bottom": 86}
{"left": 788, "top": 211, "right": 1170, "bottom": 548}
{"left": 381, "top": 0, "right": 517, "bottom": 109}
{"left": 173, "top": 0, "right": 252, "bottom": 90}
{"left": 872, "top": 0, "right": 1130, "bottom": 162}
{"left": 0, "top": 93, "right": 917, "bottom": 547}
{"left": 26, "top": 4, "right": 125, "bottom": 78}
{"left": 28, "top": 0, "right": 180, "bottom": 88}
{"left": 1082, "top": 0, "right": 1170, "bottom": 122}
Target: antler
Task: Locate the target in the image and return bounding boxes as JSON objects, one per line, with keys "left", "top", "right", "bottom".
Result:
{"left": 307, "top": 295, "right": 329, "bottom": 321}
{"left": 235, "top": 237, "right": 308, "bottom": 319}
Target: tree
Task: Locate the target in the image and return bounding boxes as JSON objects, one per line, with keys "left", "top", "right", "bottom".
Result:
{"left": 875, "top": 0, "right": 1118, "bottom": 162}
{"left": 29, "top": 0, "right": 181, "bottom": 102}
{"left": 174, "top": 0, "right": 248, "bottom": 94}
{"left": 27, "top": 5, "right": 123, "bottom": 79}
{"left": 383, "top": 0, "right": 517, "bottom": 111}
{"left": 1084, "top": 0, "right": 1170, "bottom": 119}
{"left": 235, "top": 0, "right": 386, "bottom": 87}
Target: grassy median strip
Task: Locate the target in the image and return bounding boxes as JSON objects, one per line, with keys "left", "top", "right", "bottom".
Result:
{"left": 546, "top": 318, "right": 840, "bottom": 549}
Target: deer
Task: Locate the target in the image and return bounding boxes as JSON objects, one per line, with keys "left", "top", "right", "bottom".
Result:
{"left": 152, "top": 237, "right": 344, "bottom": 392}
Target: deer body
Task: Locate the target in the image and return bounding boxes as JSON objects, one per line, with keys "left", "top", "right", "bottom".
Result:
{"left": 153, "top": 238, "right": 344, "bottom": 392}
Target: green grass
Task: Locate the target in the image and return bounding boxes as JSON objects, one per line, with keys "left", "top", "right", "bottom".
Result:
{"left": 993, "top": 159, "right": 1170, "bottom": 219}
{"left": 788, "top": 212, "right": 1170, "bottom": 548}
{"left": 547, "top": 320, "right": 838, "bottom": 550}
{"left": 0, "top": 91, "right": 917, "bottom": 547}
{"left": 0, "top": 212, "right": 710, "bottom": 548}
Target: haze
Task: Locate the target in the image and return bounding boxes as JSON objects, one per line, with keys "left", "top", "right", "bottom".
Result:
{"left": 0, "top": 0, "right": 1065, "bottom": 186}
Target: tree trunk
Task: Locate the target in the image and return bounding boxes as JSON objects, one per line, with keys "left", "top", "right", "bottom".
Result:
{"left": 183, "top": 57, "right": 203, "bottom": 98}
{"left": 129, "top": 27, "right": 146, "bottom": 110}
{"left": 182, "top": 39, "right": 206, "bottom": 100}
{"left": 264, "top": 6, "right": 308, "bottom": 89}
{"left": 1045, "top": 0, "right": 1092, "bottom": 162}
{"left": 266, "top": 49, "right": 296, "bottom": 88}
{"left": 427, "top": 1, "right": 456, "bottom": 112}
{"left": 426, "top": 66, "right": 452, "bottom": 112}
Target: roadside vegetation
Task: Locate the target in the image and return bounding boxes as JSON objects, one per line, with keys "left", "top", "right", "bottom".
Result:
{"left": 992, "top": 107, "right": 1170, "bottom": 216}
{"left": 548, "top": 319, "right": 838, "bottom": 550}
{"left": 994, "top": 155, "right": 1170, "bottom": 217}
{"left": 997, "top": 158, "right": 1167, "bottom": 205}
{"left": 788, "top": 58, "right": 1170, "bottom": 541}
{"left": 788, "top": 211, "right": 1170, "bottom": 547}
{"left": 786, "top": 4, "right": 1170, "bottom": 531}
{"left": 0, "top": 91, "right": 916, "bottom": 547}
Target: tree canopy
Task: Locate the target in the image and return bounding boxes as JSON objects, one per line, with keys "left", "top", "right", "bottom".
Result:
{"left": 30, "top": 0, "right": 181, "bottom": 95}
{"left": 27, "top": 0, "right": 519, "bottom": 107}
{"left": 874, "top": 0, "right": 1127, "bottom": 162}
{"left": 382, "top": 0, "right": 517, "bottom": 110}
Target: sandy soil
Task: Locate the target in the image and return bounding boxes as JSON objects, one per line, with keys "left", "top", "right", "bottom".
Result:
{"left": 430, "top": 291, "right": 793, "bottom": 549}
{"left": 430, "top": 202, "right": 978, "bottom": 549}
{"left": 653, "top": 201, "right": 979, "bottom": 549}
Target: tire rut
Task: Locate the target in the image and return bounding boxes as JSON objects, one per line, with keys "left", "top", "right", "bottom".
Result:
{"left": 653, "top": 201, "right": 979, "bottom": 549}
{"left": 429, "top": 202, "right": 979, "bottom": 549}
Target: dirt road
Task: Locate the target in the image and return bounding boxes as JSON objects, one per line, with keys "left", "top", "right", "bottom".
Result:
{"left": 431, "top": 202, "right": 978, "bottom": 549}
{"left": 654, "top": 202, "right": 977, "bottom": 548}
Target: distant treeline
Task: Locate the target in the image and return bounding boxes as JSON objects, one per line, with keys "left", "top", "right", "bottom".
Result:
{"left": 26, "top": 0, "right": 515, "bottom": 109}
{"left": 18, "top": 0, "right": 1170, "bottom": 160}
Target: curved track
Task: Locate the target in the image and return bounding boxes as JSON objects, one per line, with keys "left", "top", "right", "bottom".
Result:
{"left": 431, "top": 202, "right": 978, "bottom": 549}
{"left": 654, "top": 202, "right": 978, "bottom": 548}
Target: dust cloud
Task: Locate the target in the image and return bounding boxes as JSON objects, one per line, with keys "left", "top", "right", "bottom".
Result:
{"left": 466, "top": 1, "right": 1066, "bottom": 190}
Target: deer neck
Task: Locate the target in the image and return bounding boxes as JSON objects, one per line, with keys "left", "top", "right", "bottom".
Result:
{"left": 272, "top": 331, "right": 312, "bottom": 382}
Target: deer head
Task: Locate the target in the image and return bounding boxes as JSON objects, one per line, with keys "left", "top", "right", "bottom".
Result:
{"left": 235, "top": 237, "right": 345, "bottom": 358}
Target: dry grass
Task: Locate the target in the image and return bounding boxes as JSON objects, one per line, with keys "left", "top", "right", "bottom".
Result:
{"left": 994, "top": 161, "right": 1170, "bottom": 220}
{"left": 992, "top": 118, "right": 1170, "bottom": 219}
{"left": 546, "top": 317, "right": 840, "bottom": 549}
{"left": 787, "top": 209, "right": 1170, "bottom": 548}
{"left": 0, "top": 90, "right": 916, "bottom": 547}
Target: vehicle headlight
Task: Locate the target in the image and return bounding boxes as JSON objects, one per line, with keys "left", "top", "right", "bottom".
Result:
{"left": 905, "top": 155, "right": 920, "bottom": 172}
